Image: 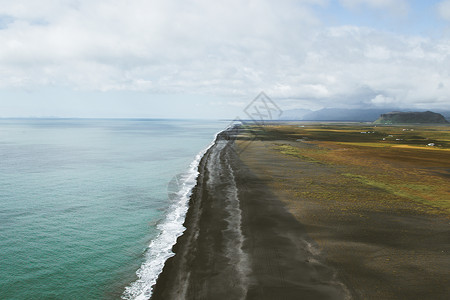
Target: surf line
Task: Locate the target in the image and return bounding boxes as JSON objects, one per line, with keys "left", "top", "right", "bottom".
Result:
{"left": 122, "top": 131, "right": 221, "bottom": 300}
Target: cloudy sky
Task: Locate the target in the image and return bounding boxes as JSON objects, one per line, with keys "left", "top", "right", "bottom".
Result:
{"left": 1, "top": 0, "right": 450, "bottom": 118}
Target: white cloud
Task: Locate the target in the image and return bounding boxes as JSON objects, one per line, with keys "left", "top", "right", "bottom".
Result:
{"left": 370, "top": 94, "right": 395, "bottom": 106}
{"left": 0, "top": 0, "right": 449, "bottom": 114}
{"left": 437, "top": 0, "right": 450, "bottom": 21}
{"left": 339, "top": 0, "right": 409, "bottom": 16}
{"left": 0, "top": 0, "right": 322, "bottom": 92}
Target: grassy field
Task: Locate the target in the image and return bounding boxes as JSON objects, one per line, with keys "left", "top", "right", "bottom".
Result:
{"left": 240, "top": 123, "right": 450, "bottom": 216}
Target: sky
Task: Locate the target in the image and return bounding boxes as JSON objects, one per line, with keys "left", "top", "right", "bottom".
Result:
{"left": 1, "top": 0, "right": 450, "bottom": 119}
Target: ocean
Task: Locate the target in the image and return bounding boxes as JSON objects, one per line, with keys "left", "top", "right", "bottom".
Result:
{"left": 0, "top": 119, "right": 225, "bottom": 299}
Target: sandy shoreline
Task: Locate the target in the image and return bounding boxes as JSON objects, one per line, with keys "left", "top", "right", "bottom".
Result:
{"left": 151, "top": 125, "right": 450, "bottom": 299}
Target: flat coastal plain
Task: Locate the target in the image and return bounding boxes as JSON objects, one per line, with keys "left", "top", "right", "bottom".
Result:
{"left": 237, "top": 123, "right": 450, "bottom": 300}
{"left": 151, "top": 124, "right": 449, "bottom": 300}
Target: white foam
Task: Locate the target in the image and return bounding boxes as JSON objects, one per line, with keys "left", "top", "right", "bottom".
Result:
{"left": 122, "top": 133, "right": 219, "bottom": 300}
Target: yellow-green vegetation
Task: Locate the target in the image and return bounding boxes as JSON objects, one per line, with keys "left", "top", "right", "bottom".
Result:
{"left": 273, "top": 144, "right": 321, "bottom": 163}
{"left": 249, "top": 123, "right": 450, "bottom": 149}
{"left": 341, "top": 173, "right": 450, "bottom": 213}
{"left": 336, "top": 142, "right": 450, "bottom": 151}
{"left": 253, "top": 123, "right": 450, "bottom": 215}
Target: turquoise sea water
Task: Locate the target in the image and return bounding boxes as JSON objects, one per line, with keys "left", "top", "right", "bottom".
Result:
{"left": 0, "top": 119, "right": 224, "bottom": 299}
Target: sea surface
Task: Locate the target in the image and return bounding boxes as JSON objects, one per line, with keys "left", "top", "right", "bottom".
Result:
{"left": 0, "top": 119, "right": 225, "bottom": 299}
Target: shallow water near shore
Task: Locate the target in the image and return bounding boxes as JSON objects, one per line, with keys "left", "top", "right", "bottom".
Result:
{"left": 0, "top": 118, "right": 224, "bottom": 299}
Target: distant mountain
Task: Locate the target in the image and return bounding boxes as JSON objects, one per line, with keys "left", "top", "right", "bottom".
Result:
{"left": 374, "top": 111, "right": 449, "bottom": 124}
{"left": 434, "top": 109, "right": 450, "bottom": 120}
{"left": 279, "top": 108, "right": 313, "bottom": 120}
{"left": 280, "top": 108, "right": 395, "bottom": 121}
{"left": 302, "top": 108, "right": 391, "bottom": 121}
{"left": 279, "top": 107, "right": 450, "bottom": 122}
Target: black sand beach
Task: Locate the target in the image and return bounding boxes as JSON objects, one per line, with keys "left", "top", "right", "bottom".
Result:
{"left": 151, "top": 126, "right": 450, "bottom": 300}
{"left": 151, "top": 129, "right": 349, "bottom": 300}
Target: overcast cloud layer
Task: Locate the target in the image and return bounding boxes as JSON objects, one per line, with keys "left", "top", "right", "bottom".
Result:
{"left": 1, "top": 0, "right": 450, "bottom": 117}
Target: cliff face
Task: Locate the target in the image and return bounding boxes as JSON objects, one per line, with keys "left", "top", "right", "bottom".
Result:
{"left": 374, "top": 111, "right": 449, "bottom": 124}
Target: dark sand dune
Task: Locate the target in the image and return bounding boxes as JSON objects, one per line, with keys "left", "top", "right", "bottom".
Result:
{"left": 151, "top": 133, "right": 348, "bottom": 300}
